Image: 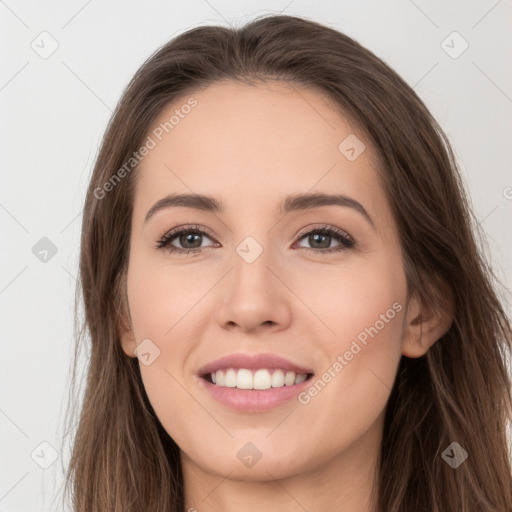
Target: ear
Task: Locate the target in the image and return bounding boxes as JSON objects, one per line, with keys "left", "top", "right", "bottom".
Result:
{"left": 118, "top": 312, "right": 138, "bottom": 358}
{"left": 115, "top": 271, "right": 138, "bottom": 358}
{"left": 401, "top": 282, "right": 454, "bottom": 358}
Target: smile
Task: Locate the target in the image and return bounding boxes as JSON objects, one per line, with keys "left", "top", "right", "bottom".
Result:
{"left": 206, "top": 368, "right": 311, "bottom": 389}
{"left": 197, "top": 353, "right": 315, "bottom": 412}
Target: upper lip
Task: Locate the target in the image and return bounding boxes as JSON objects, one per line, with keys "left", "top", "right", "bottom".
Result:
{"left": 198, "top": 353, "right": 314, "bottom": 376}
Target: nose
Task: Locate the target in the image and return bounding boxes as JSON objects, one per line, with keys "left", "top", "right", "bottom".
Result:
{"left": 215, "top": 245, "right": 292, "bottom": 334}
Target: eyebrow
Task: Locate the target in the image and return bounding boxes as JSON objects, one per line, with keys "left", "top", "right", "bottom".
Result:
{"left": 144, "top": 192, "right": 375, "bottom": 229}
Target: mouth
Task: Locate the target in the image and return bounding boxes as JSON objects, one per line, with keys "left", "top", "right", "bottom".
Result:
{"left": 201, "top": 368, "right": 314, "bottom": 389}
{"left": 196, "top": 353, "right": 315, "bottom": 411}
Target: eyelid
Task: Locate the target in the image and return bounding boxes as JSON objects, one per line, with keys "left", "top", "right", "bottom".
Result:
{"left": 156, "top": 223, "right": 355, "bottom": 254}
{"left": 293, "top": 223, "right": 355, "bottom": 254}
{"left": 156, "top": 224, "right": 217, "bottom": 250}
{"left": 294, "top": 223, "right": 354, "bottom": 243}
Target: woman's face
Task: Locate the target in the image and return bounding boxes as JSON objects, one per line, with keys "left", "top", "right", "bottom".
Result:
{"left": 120, "top": 79, "right": 422, "bottom": 482}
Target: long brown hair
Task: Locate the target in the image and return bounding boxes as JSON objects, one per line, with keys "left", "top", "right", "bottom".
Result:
{"left": 61, "top": 14, "right": 512, "bottom": 511}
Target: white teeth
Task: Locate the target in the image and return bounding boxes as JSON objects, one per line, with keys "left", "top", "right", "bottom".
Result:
{"left": 253, "top": 369, "right": 272, "bottom": 390}
{"left": 271, "top": 369, "right": 285, "bottom": 387}
{"left": 209, "top": 368, "right": 309, "bottom": 389}
{"left": 295, "top": 373, "right": 307, "bottom": 384}
{"left": 284, "top": 371, "right": 295, "bottom": 386}
{"left": 237, "top": 369, "right": 253, "bottom": 389}
{"left": 215, "top": 370, "right": 225, "bottom": 386}
{"left": 224, "top": 368, "right": 237, "bottom": 388}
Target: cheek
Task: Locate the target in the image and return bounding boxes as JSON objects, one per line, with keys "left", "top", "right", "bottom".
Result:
{"left": 124, "top": 256, "right": 216, "bottom": 424}
{"left": 289, "top": 256, "right": 406, "bottom": 420}
{"left": 126, "top": 254, "right": 213, "bottom": 341}
{"left": 288, "top": 254, "right": 406, "bottom": 348}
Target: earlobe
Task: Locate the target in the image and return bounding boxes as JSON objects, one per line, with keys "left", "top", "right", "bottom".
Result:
{"left": 115, "top": 271, "right": 138, "bottom": 358}
{"left": 118, "top": 314, "right": 138, "bottom": 358}
{"left": 401, "top": 287, "right": 454, "bottom": 358}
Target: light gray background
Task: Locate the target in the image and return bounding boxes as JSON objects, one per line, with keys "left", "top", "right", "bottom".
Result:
{"left": 1, "top": 1, "right": 511, "bottom": 510}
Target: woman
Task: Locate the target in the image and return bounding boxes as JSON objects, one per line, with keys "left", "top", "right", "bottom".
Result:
{"left": 63, "top": 14, "right": 512, "bottom": 512}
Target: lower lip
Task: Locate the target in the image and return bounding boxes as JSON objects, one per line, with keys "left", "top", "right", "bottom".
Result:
{"left": 198, "top": 376, "right": 313, "bottom": 412}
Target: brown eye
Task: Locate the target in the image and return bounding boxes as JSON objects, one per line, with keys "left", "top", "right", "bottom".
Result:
{"left": 156, "top": 225, "right": 218, "bottom": 254}
{"left": 156, "top": 224, "right": 355, "bottom": 256}
{"left": 295, "top": 225, "right": 355, "bottom": 254}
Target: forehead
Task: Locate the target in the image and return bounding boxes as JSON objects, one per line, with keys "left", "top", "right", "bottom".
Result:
{"left": 133, "top": 79, "right": 386, "bottom": 222}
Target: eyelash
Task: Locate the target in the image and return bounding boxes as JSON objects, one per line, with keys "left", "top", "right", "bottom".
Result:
{"left": 156, "top": 223, "right": 355, "bottom": 256}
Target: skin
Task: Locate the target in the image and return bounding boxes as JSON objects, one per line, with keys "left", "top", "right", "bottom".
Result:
{"left": 119, "top": 80, "right": 451, "bottom": 512}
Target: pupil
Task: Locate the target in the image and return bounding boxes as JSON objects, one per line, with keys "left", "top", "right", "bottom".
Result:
{"left": 181, "top": 233, "right": 200, "bottom": 248}
{"left": 311, "top": 233, "right": 330, "bottom": 248}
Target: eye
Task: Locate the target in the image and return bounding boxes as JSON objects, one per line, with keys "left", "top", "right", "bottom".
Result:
{"left": 294, "top": 224, "right": 355, "bottom": 254}
{"left": 156, "top": 224, "right": 219, "bottom": 255}
{"left": 156, "top": 223, "right": 355, "bottom": 255}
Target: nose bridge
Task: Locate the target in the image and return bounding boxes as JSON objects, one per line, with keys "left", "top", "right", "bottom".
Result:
{"left": 228, "top": 209, "right": 294, "bottom": 289}
{"left": 231, "top": 233, "right": 275, "bottom": 296}
{"left": 214, "top": 231, "right": 291, "bottom": 332}
{"left": 235, "top": 233, "right": 268, "bottom": 267}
